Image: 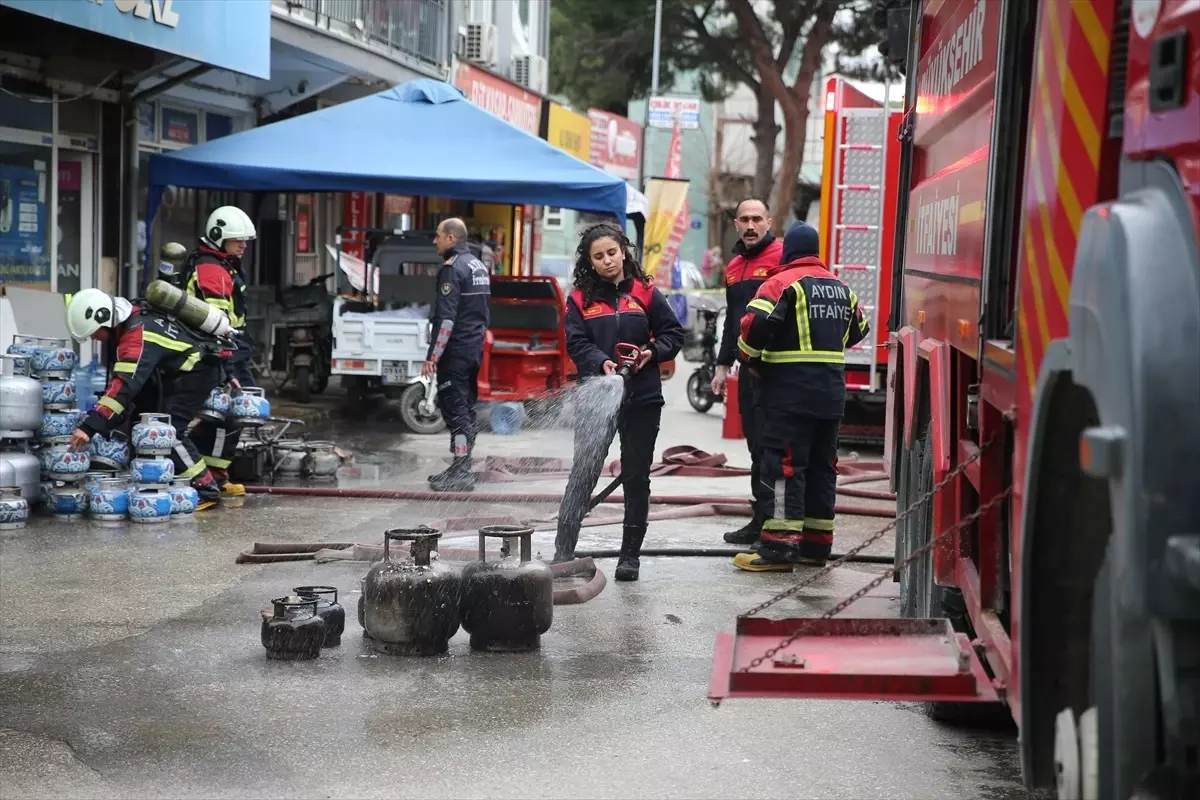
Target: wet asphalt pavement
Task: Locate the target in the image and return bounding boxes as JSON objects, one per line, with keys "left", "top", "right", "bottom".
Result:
{"left": 0, "top": 381, "right": 1036, "bottom": 799}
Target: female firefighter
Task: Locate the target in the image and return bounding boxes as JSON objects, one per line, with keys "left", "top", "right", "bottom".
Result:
{"left": 553, "top": 223, "right": 684, "bottom": 581}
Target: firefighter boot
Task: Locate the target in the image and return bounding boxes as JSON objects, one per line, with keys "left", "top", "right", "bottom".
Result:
{"left": 191, "top": 469, "right": 222, "bottom": 512}
{"left": 732, "top": 540, "right": 796, "bottom": 572}
{"left": 210, "top": 468, "right": 246, "bottom": 498}
{"left": 428, "top": 457, "right": 475, "bottom": 492}
{"left": 615, "top": 524, "right": 647, "bottom": 582}
{"left": 723, "top": 508, "right": 766, "bottom": 546}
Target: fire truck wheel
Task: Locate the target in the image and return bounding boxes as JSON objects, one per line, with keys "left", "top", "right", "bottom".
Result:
{"left": 903, "top": 426, "right": 1010, "bottom": 725}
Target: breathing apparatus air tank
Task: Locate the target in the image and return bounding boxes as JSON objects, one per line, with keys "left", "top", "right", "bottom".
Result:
{"left": 158, "top": 242, "right": 189, "bottom": 286}
{"left": 144, "top": 279, "right": 234, "bottom": 338}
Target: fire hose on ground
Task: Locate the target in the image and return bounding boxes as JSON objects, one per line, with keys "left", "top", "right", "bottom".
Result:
{"left": 243, "top": 452, "right": 897, "bottom": 565}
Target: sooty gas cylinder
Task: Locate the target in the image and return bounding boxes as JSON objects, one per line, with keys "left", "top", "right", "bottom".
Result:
{"left": 460, "top": 525, "right": 554, "bottom": 653}
{"left": 362, "top": 527, "right": 462, "bottom": 656}
{"left": 260, "top": 595, "right": 325, "bottom": 661}
{"left": 293, "top": 585, "right": 345, "bottom": 647}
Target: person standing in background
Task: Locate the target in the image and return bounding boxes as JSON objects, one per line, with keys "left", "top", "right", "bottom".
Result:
{"left": 711, "top": 197, "right": 782, "bottom": 546}
{"left": 732, "top": 221, "right": 869, "bottom": 571}
{"left": 423, "top": 217, "right": 492, "bottom": 493}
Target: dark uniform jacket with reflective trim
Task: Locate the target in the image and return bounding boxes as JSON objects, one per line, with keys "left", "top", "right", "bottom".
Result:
{"left": 717, "top": 234, "right": 782, "bottom": 367}
{"left": 427, "top": 244, "right": 491, "bottom": 365}
{"left": 566, "top": 277, "right": 685, "bottom": 409}
{"left": 79, "top": 307, "right": 211, "bottom": 438}
{"left": 737, "top": 256, "right": 870, "bottom": 419}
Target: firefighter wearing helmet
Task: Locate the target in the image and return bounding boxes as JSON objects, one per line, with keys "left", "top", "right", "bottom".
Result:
{"left": 179, "top": 205, "right": 257, "bottom": 493}
{"left": 63, "top": 288, "right": 233, "bottom": 507}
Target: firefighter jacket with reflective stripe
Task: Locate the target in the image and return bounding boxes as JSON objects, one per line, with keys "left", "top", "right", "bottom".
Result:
{"left": 737, "top": 256, "right": 870, "bottom": 419}
{"left": 79, "top": 307, "right": 210, "bottom": 438}
{"left": 182, "top": 244, "right": 248, "bottom": 329}
{"left": 427, "top": 244, "right": 491, "bottom": 365}
{"left": 717, "top": 234, "right": 781, "bottom": 367}
{"left": 566, "top": 277, "right": 685, "bottom": 408}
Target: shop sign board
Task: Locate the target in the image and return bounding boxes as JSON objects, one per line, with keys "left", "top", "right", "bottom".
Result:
{"left": 587, "top": 109, "right": 642, "bottom": 181}
{"left": 0, "top": 0, "right": 271, "bottom": 79}
{"left": 545, "top": 102, "right": 591, "bottom": 162}
{"left": 342, "top": 192, "right": 369, "bottom": 260}
{"left": 648, "top": 96, "right": 701, "bottom": 129}
{"left": 454, "top": 62, "right": 542, "bottom": 136}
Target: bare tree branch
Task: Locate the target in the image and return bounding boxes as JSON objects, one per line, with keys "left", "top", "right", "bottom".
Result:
{"left": 681, "top": 5, "right": 760, "bottom": 92}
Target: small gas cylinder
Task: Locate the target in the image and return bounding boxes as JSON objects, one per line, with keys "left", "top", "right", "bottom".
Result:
{"left": 294, "top": 585, "right": 345, "bottom": 647}
{"left": 460, "top": 525, "right": 554, "bottom": 653}
{"left": 260, "top": 595, "right": 325, "bottom": 661}
{"left": 145, "top": 279, "right": 234, "bottom": 337}
{"left": 362, "top": 527, "right": 461, "bottom": 656}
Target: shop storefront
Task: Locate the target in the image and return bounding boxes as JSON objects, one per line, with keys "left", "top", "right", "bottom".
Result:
{"left": 0, "top": 0, "right": 270, "bottom": 298}
{"left": 538, "top": 107, "right": 643, "bottom": 277}
{"left": 452, "top": 62, "right": 544, "bottom": 275}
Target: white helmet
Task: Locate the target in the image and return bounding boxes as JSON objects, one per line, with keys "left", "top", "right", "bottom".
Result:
{"left": 66, "top": 288, "right": 133, "bottom": 342}
{"left": 202, "top": 205, "right": 256, "bottom": 249}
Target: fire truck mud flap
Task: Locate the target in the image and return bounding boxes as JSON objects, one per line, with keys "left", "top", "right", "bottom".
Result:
{"left": 708, "top": 617, "right": 999, "bottom": 705}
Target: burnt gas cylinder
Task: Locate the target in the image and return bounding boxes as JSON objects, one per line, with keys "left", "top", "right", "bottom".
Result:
{"left": 460, "top": 525, "right": 554, "bottom": 653}
{"left": 293, "top": 585, "right": 344, "bottom": 647}
{"left": 362, "top": 527, "right": 461, "bottom": 656}
{"left": 260, "top": 595, "right": 324, "bottom": 661}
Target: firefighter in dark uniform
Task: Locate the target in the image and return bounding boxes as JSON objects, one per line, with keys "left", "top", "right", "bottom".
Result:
{"left": 64, "top": 289, "right": 229, "bottom": 505}
{"left": 179, "top": 205, "right": 256, "bottom": 494}
{"left": 711, "top": 197, "right": 783, "bottom": 546}
{"left": 732, "top": 221, "right": 870, "bottom": 571}
{"left": 422, "top": 217, "right": 491, "bottom": 492}
{"left": 554, "top": 223, "right": 685, "bottom": 581}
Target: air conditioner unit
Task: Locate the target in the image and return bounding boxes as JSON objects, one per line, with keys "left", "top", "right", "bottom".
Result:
{"left": 512, "top": 54, "right": 548, "bottom": 95}
{"left": 464, "top": 22, "right": 498, "bottom": 67}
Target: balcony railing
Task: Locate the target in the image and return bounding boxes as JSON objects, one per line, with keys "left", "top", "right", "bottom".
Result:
{"left": 278, "top": 0, "right": 447, "bottom": 68}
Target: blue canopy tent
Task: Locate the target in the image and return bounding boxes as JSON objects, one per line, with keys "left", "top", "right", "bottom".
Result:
{"left": 145, "top": 79, "right": 627, "bottom": 229}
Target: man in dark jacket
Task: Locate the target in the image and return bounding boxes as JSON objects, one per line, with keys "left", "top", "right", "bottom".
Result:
{"left": 732, "top": 221, "right": 869, "bottom": 571}
{"left": 423, "top": 217, "right": 492, "bottom": 492}
{"left": 713, "top": 197, "right": 783, "bottom": 546}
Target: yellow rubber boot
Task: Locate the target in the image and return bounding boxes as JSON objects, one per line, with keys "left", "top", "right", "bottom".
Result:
{"left": 732, "top": 552, "right": 794, "bottom": 572}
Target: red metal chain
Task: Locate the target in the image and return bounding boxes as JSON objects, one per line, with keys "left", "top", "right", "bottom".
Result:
{"left": 737, "top": 435, "right": 1006, "bottom": 672}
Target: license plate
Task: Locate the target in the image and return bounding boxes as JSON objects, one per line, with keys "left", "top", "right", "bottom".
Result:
{"left": 381, "top": 361, "right": 407, "bottom": 385}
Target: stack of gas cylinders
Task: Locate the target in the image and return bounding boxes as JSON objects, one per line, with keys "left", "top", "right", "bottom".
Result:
{"left": 10, "top": 336, "right": 93, "bottom": 521}
{"left": 127, "top": 413, "right": 178, "bottom": 524}
{"left": 0, "top": 351, "right": 39, "bottom": 529}
{"left": 259, "top": 525, "right": 556, "bottom": 660}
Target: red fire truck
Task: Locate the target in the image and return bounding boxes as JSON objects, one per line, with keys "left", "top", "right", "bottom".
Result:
{"left": 817, "top": 76, "right": 902, "bottom": 445}
{"left": 712, "top": 1, "right": 1200, "bottom": 798}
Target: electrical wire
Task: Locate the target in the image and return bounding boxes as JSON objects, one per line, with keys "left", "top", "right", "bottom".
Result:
{"left": 0, "top": 69, "right": 122, "bottom": 104}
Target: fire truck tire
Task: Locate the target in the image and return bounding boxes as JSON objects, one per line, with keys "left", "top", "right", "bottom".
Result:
{"left": 902, "top": 427, "right": 1009, "bottom": 725}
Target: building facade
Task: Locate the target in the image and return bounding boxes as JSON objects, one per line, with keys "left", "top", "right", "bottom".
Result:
{"left": 0, "top": 0, "right": 451, "bottom": 306}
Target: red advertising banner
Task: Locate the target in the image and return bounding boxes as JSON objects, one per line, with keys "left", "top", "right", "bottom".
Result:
{"left": 587, "top": 109, "right": 642, "bottom": 181}
{"left": 343, "top": 192, "right": 369, "bottom": 260}
{"left": 454, "top": 62, "right": 542, "bottom": 135}
{"left": 296, "top": 194, "right": 312, "bottom": 254}
{"left": 660, "top": 118, "right": 689, "bottom": 284}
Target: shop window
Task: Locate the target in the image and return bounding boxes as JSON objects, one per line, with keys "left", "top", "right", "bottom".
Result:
{"left": 205, "top": 113, "right": 234, "bottom": 142}
{"left": 544, "top": 206, "right": 564, "bottom": 230}
{"left": 159, "top": 106, "right": 199, "bottom": 147}
{"left": 0, "top": 142, "right": 52, "bottom": 286}
{"left": 138, "top": 102, "right": 157, "bottom": 142}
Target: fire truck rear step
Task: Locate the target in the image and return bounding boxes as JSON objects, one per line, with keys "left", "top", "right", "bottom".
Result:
{"left": 709, "top": 617, "right": 1000, "bottom": 704}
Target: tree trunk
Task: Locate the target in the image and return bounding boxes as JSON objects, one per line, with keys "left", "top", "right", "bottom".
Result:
{"left": 751, "top": 87, "right": 779, "bottom": 201}
{"left": 773, "top": 97, "right": 808, "bottom": 234}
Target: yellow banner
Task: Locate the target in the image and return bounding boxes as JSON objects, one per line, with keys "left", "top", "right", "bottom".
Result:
{"left": 643, "top": 177, "right": 690, "bottom": 277}
{"left": 546, "top": 102, "right": 591, "bottom": 161}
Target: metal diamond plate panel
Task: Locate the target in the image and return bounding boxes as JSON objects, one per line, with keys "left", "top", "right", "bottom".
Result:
{"left": 845, "top": 113, "right": 885, "bottom": 146}
{"left": 838, "top": 190, "right": 881, "bottom": 227}
{"left": 836, "top": 266, "right": 877, "bottom": 300}
{"left": 835, "top": 227, "right": 879, "bottom": 266}
{"left": 843, "top": 147, "right": 883, "bottom": 185}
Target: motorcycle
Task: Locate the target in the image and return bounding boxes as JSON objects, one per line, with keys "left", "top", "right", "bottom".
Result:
{"left": 687, "top": 307, "right": 722, "bottom": 413}
{"left": 279, "top": 272, "right": 334, "bottom": 404}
